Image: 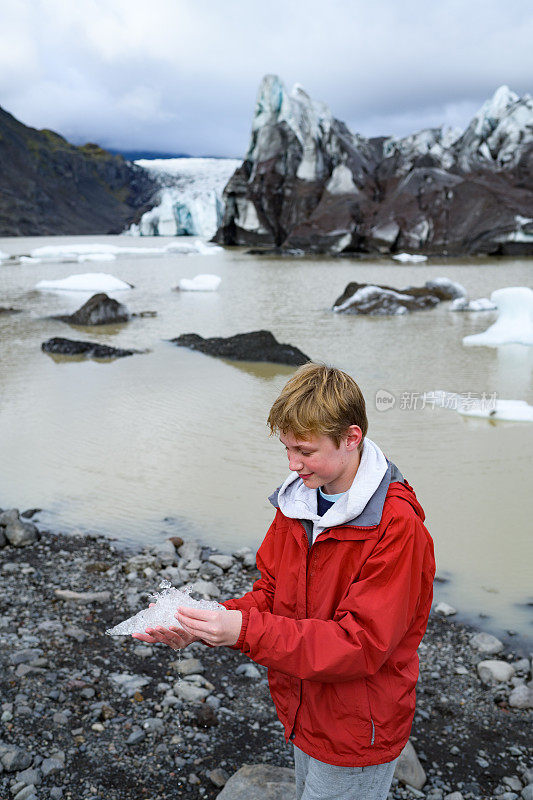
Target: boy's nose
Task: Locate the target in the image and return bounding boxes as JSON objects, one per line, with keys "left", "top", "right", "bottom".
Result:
{"left": 288, "top": 453, "right": 303, "bottom": 471}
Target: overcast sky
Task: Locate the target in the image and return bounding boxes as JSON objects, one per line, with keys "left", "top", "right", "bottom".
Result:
{"left": 1, "top": 0, "right": 532, "bottom": 158}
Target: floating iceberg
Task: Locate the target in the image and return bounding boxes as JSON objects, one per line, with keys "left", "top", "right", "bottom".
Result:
{"left": 177, "top": 274, "right": 222, "bottom": 291}
{"left": 392, "top": 253, "right": 428, "bottom": 263}
{"left": 463, "top": 287, "right": 533, "bottom": 346}
{"left": 106, "top": 580, "right": 225, "bottom": 636}
{"left": 134, "top": 157, "right": 241, "bottom": 239}
{"left": 430, "top": 391, "right": 533, "bottom": 422}
{"left": 35, "top": 273, "right": 133, "bottom": 292}
{"left": 0, "top": 250, "right": 9, "bottom": 261}
{"left": 28, "top": 241, "right": 219, "bottom": 264}
{"left": 450, "top": 297, "right": 497, "bottom": 311}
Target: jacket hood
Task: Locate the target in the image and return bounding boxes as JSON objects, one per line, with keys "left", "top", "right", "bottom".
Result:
{"left": 269, "top": 438, "right": 405, "bottom": 537}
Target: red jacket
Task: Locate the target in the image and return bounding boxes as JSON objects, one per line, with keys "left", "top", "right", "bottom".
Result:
{"left": 224, "top": 467, "right": 435, "bottom": 767}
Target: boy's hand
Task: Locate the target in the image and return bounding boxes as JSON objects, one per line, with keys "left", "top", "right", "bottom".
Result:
{"left": 175, "top": 607, "right": 242, "bottom": 647}
{"left": 131, "top": 602, "right": 199, "bottom": 650}
{"left": 132, "top": 626, "right": 199, "bottom": 650}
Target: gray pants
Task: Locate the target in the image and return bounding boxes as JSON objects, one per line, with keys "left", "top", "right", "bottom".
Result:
{"left": 294, "top": 745, "right": 397, "bottom": 800}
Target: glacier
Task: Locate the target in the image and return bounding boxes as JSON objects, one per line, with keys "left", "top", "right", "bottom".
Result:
{"left": 106, "top": 580, "right": 225, "bottom": 636}
{"left": 131, "top": 157, "right": 241, "bottom": 239}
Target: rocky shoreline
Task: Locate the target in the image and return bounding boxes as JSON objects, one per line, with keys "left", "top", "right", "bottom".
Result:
{"left": 0, "top": 509, "right": 531, "bottom": 800}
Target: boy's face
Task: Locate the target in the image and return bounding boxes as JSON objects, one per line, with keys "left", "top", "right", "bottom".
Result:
{"left": 279, "top": 427, "right": 362, "bottom": 495}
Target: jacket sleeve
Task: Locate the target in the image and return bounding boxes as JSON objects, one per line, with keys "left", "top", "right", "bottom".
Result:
{"left": 234, "top": 512, "right": 435, "bottom": 681}
{"left": 221, "top": 515, "right": 278, "bottom": 616}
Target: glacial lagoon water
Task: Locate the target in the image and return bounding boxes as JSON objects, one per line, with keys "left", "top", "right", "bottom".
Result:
{"left": 1, "top": 235, "right": 532, "bottom": 641}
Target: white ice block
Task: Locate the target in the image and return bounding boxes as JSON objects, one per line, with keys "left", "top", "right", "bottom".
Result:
{"left": 106, "top": 580, "right": 225, "bottom": 636}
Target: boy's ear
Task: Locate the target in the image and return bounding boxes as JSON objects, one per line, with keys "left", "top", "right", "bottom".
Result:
{"left": 344, "top": 425, "right": 363, "bottom": 450}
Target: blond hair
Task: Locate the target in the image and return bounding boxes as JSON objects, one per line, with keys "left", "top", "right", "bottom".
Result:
{"left": 267, "top": 362, "right": 368, "bottom": 448}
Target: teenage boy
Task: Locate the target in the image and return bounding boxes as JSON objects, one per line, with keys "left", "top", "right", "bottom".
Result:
{"left": 134, "top": 363, "right": 435, "bottom": 800}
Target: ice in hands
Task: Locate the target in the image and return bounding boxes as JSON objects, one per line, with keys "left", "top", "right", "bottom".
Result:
{"left": 105, "top": 580, "right": 225, "bottom": 636}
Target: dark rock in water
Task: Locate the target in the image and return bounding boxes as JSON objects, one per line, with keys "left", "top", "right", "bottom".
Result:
{"left": 171, "top": 330, "right": 309, "bottom": 366}
{"left": 333, "top": 278, "right": 466, "bottom": 315}
{"left": 0, "top": 105, "right": 157, "bottom": 236}
{"left": 42, "top": 337, "right": 140, "bottom": 359}
{"left": 215, "top": 76, "right": 533, "bottom": 256}
{"left": 54, "top": 293, "right": 130, "bottom": 325}
{"left": 0, "top": 306, "right": 22, "bottom": 314}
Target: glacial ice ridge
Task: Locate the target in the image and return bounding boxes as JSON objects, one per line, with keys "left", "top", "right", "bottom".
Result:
{"left": 105, "top": 580, "right": 225, "bottom": 636}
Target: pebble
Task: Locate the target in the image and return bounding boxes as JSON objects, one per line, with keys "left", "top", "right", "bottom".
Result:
{"left": 435, "top": 602, "right": 457, "bottom": 616}
{"left": 209, "top": 554, "right": 234, "bottom": 570}
{"left": 174, "top": 682, "right": 210, "bottom": 703}
{"left": 207, "top": 767, "right": 229, "bottom": 787}
{"left": 13, "top": 785, "right": 37, "bottom": 800}
{"left": 522, "top": 786, "right": 533, "bottom": 800}
{"left": 40, "top": 758, "right": 64, "bottom": 777}
{"left": 477, "top": 660, "right": 515, "bottom": 684}
{"left": 173, "top": 657, "right": 204, "bottom": 675}
{"left": 126, "top": 730, "right": 145, "bottom": 745}
{"left": 508, "top": 685, "right": 533, "bottom": 708}
{"left": 470, "top": 632, "right": 504, "bottom": 654}
{"left": 1, "top": 749, "right": 32, "bottom": 772}
{"left": 236, "top": 663, "right": 261, "bottom": 678}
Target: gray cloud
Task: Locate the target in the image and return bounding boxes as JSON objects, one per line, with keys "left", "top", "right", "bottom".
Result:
{"left": 0, "top": 0, "right": 531, "bottom": 157}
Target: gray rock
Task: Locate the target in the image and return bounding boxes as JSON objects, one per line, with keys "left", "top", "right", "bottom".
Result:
{"left": 236, "top": 663, "right": 261, "bottom": 679}
{"left": 178, "top": 541, "right": 202, "bottom": 562}
{"left": 64, "top": 626, "right": 87, "bottom": 643}
{"left": 54, "top": 589, "right": 111, "bottom": 603}
{"left": 173, "top": 657, "right": 204, "bottom": 676}
{"left": 16, "top": 768, "right": 41, "bottom": 786}
{"left": 13, "top": 785, "right": 37, "bottom": 800}
{"left": 504, "top": 778, "right": 524, "bottom": 792}
{"left": 215, "top": 764, "right": 296, "bottom": 800}
{"left": 126, "top": 729, "right": 145, "bottom": 745}
{"left": 434, "top": 602, "right": 457, "bottom": 616}
{"left": 189, "top": 579, "right": 220, "bottom": 598}
{"left": 109, "top": 673, "right": 151, "bottom": 696}
{"left": 151, "top": 540, "right": 177, "bottom": 566}
{"left": 142, "top": 717, "right": 165, "bottom": 732}
{"left": 4, "top": 519, "right": 39, "bottom": 547}
{"left": 54, "top": 293, "right": 130, "bottom": 325}
{"left": 477, "top": 660, "right": 515, "bottom": 684}
{"left": 470, "top": 632, "right": 504, "bottom": 654}
{"left": 40, "top": 758, "right": 64, "bottom": 777}
{"left": 50, "top": 790, "right": 63, "bottom": 800}
{"left": 0, "top": 508, "right": 19, "bottom": 526}
{"left": 9, "top": 649, "right": 43, "bottom": 665}
{"left": 522, "top": 789, "right": 533, "bottom": 800}
{"left": 0, "top": 527, "right": 5, "bottom": 547}
{"left": 207, "top": 767, "right": 229, "bottom": 787}
{"left": 444, "top": 794, "right": 465, "bottom": 800}
{"left": 174, "top": 681, "right": 210, "bottom": 703}
{"left": 509, "top": 685, "right": 533, "bottom": 708}
{"left": 1, "top": 748, "right": 32, "bottom": 772}
{"left": 394, "top": 740, "right": 426, "bottom": 790}
{"left": 522, "top": 770, "right": 533, "bottom": 786}
{"left": 209, "top": 554, "right": 234, "bottom": 570}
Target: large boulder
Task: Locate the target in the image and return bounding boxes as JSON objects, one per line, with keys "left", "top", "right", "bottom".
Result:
{"left": 171, "top": 330, "right": 310, "bottom": 366}
{"left": 54, "top": 293, "right": 130, "bottom": 325}
{"left": 332, "top": 278, "right": 465, "bottom": 315}
{"left": 216, "top": 764, "right": 296, "bottom": 800}
{"left": 41, "top": 337, "right": 141, "bottom": 359}
{"left": 215, "top": 76, "right": 533, "bottom": 257}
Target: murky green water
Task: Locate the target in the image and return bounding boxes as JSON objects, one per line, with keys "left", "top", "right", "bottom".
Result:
{"left": 1, "top": 235, "right": 532, "bottom": 640}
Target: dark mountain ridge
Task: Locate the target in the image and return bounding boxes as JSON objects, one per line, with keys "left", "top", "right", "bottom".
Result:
{"left": 0, "top": 107, "right": 157, "bottom": 236}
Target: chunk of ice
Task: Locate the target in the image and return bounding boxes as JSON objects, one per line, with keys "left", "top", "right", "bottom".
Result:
{"left": 105, "top": 580, "right": 225, "bottom": 636}
{"left": 35, "top": 273, "right": 132, "bottom": 292}
{"left": 392, "top": 253, "right": 428, "bottom": 263}
{"left": 177, "top": 273, "right": 221, "bottom": 291}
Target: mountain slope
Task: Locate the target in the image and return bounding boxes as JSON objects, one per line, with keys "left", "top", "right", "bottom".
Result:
{"left": 0, "top": 107, "right": 157, "bottom": 236}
